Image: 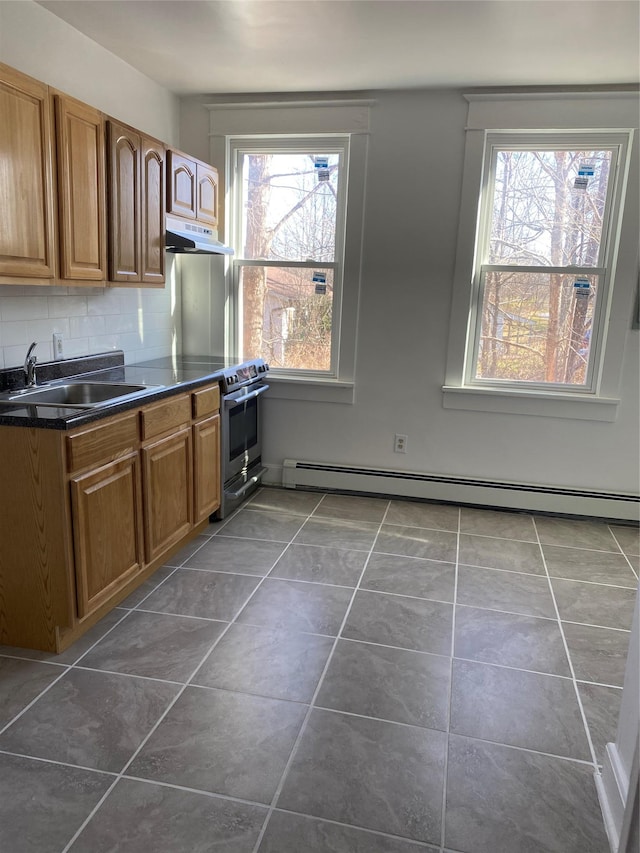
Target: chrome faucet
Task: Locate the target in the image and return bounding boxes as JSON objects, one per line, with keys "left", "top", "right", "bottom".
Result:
{"left": 24, "top": 341, "right": 38, "bottom": 387}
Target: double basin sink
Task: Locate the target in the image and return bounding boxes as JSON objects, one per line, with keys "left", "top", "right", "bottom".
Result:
{"left": 1, "top": 381, "right": 162, "bottom": 410}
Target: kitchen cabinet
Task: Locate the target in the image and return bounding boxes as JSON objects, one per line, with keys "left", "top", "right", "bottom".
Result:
{"left": 0, "top": 63, "right": 57, "bottom": 280}
{"left": 167, "top": 149, "right": 219, "bottom": 227}
{"left": 53, "top": 91, "right": 108, "bottom": 282}
{"left": 0, "top": 62, "right": 169, "bottom": 288}
{"left": 67, "top": 410, "right": 143, "bottom": 619}
{"left": 192, "top": 384, "right": 221, "bottom": 522}
{"left": 107, "top": 119, "right": 165, "bottom": 285}
{"left": 70, "top": 452, "right": 143, "bottom": 618}
{"left": 0, "top": 381, "right": 222, "bottom": 653}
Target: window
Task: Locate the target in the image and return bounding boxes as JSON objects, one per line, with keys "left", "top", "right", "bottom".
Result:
{"left": 468, "top": 133, "right": 627, "bottom": 392}
{"left": 228, "top": 138, "right": 348, "bottom": 377}
{"left": 444, "top": 92, "right": 638, "bottom": 422}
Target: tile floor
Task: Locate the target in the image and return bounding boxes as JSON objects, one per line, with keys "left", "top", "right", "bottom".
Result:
{"left": 1, "top": 487, "right": 638, "bottom": 853}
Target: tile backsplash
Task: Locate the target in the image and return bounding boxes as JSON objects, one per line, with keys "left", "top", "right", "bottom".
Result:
{"left": 0, "top": 258, "right": 181, "bottom": 369}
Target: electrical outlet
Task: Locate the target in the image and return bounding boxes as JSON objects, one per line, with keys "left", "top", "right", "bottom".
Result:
{"left": 394, "top": 433, "right": 408, "bottom": 453}
{"left": 53, "top": 332, "right": 64, "bottom": 360}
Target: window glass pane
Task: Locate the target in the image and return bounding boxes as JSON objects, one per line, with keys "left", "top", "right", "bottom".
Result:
{"left": 240, "top": 265, "right": 334, "bottom": 370}
{"left": 241, "top": 152, "right": 340, "bottom": 262}
{"left": 488, "top": 149, "right": 612, "bottom": 267}
{"left": 475, "top": 271, "right": 598, "bottom": 385}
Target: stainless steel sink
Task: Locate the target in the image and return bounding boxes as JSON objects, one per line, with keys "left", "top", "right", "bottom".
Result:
{"left": 4, "top": 381, "right": 161, "bottom": 409}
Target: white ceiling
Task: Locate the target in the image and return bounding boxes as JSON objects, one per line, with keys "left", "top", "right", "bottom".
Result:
{"left": 37, "top": 0, "right": 640, "bottom": 95}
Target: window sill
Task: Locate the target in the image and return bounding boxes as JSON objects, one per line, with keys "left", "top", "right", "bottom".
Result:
{"left": 442, "top": 385, "right": 619, "bottom": 421}
{"left": 266, "top": 376, "right": 355, "bottom": 404}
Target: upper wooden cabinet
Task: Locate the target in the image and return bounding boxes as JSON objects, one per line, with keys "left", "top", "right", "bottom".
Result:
{"left": 107, "top": 119, "right": 165, "bottom": 286}
{"left": 54, "top": 92, "right": 108, "bottom": 282}
{"left": 0, "top": 64, "right": 57, "bottom": 280}
{"left": 167, "top": 149, "right": 219, "bottom": 227}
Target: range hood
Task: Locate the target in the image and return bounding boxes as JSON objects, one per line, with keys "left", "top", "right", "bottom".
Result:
{"left": 165, "top": 215, "right": 234, "bottom": 256}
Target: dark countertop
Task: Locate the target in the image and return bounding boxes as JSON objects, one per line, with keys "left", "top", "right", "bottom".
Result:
{"left": 0, "top": 353, "right": 229, "bottom": 430}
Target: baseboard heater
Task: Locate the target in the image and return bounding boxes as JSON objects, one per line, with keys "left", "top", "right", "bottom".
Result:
{"left": 281, "top": 459, "right": 640, "bottom": 522}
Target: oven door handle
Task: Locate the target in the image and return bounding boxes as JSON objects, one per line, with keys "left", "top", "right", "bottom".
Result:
{"left": 223, "top": 382, "right": 269, "bottom": 409}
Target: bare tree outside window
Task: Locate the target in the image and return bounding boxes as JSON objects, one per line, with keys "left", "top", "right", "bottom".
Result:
{"left": 236, "top": 150, "right": 341, "bottom": 371}
{"left": 474, "top": 147, "right": 613, "bottom": 386}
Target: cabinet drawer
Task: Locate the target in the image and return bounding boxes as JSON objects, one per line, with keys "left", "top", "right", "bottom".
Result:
{"left": 67, "top": 412, "right": 138, "bottom": 472}
{"left": 140, "top": 393, "right": 191, "bottom": 440}
{"left": 192, "top": 384, "right": 220, "bottom": 419}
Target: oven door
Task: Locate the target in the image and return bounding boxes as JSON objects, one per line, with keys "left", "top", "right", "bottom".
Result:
{"left": 222, "top": 381, "right": 269, "bottom": 484}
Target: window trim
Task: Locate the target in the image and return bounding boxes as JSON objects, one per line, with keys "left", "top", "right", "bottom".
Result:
{"left": 225, "top": 133, "right": 361, "bottom": 387}
{"left": 444, "top": 94, "right": 637, "bottom": 421}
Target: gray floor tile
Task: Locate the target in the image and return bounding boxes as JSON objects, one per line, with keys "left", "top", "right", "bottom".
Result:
{"left": 183, "top": 536, "right": 287, "bottom": 575}
{"left": 457, "top": 565, "right": 556, "bottom": 618}
{"left": 542, "top": 544, "right": 638, "bottom": 586}
{"left": 0, "top": 668, "right": 178, "bottom": 772}
{"left": 343, "top": 590, "right": 453, "bottom": 656}
{"left": 118, "top": 565, "right": 177, "bottom": 609}
{"left": 459, "top": 507, "right": 536, "bottom": 541}
{"left": 277, "top": 708, "right": 446, "bottom": 845}
{"left": 236, "top": 578, "right": 353, "bottom": 635}
{"left": 563, "top": 622, "right": 631, "bottom": 686}
{"left": 578, "top": 682, "right": 623, "bottom": 761}
{"left": 192, "top": 623, "right": 334, "bottom": 702}
{"left": 79, "top": 610, "right": 226, "bottom": 682}
{"left": 385, "top": 500, "right": 459, "bottom": 531}
{"left": 140, "top": 568, "right": 261, "bottom": 620}
{"left": 129, "top": 686, "right": 306, "bottom": 803}
{"left": 270, "top": 542, "right": 368, "bottom": 586}
{"left": 458, "top": 533, "right": 545, "bottom": 574}
{"left": 294, "top": 516, "right": 380, "bottom": 551}
{"left": 551, "top": 578, "right": 637, "bottom": 630}
{"left": 0, "top": 657, "right": 65, "bottom": 728}
{"left": 259, "top": 810, "right": 436, "bottom": 852}
{"left": 0, "top": 753, "right": 112, "bottom": 853}
{"left": 454, "top": 606, "right": 570, "bottom": 676}
{"left": 450, "top": 660, "right": 590, "bottom": 759}
{"left": 445, "top": 735, "right": 609, "bottom": 853}
{"left": 245, "top": 486, "right": 324, "bottom": 515}
{"left": 217, "top": 508, "right": 306, "bottom": 541}
{"left": 316, "top": 639, "right": 450, "bottom": 730}
{"left": 163, "top": 534, "right": 211, "bottom": 567}
{"left": 315, "top": 493, "right": 389, "bottom": 522}
{"left": 70, "top": 777, "right": 267, "bottom": 852}
{"left": 360, "top": 553, "right": 455, "bottom": 602}
{"left": 608, "top": 524, "right": 640, "bottom": 556}
{"left": 374, "top": 525, "right": 457, "bottom": 562}
{"left": 535, "top": 516, "right": 619, "bottom": 551}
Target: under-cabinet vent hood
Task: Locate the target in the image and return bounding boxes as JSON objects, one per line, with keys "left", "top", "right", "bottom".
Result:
{"left": 165, "top": 215, "right": 234, "bottom": 256}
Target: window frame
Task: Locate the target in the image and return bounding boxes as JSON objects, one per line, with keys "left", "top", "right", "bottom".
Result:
{"left": 444, "top": 101, "right": 637, "bottom": 422}
{"left": 465, "top": 132, "right": 627, "bottom": 394}
{"left": 227, "top": 134, "right": 351, "bottom": 381}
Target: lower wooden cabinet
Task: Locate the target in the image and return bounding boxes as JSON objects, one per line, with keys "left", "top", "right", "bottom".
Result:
{"left": 142, "top": 426, "right": 193, "bottom": 563}
{"left": 0, "top": 381, "right": 222, "bottom": 653}
{"left": 193, "top": 413, "right": 221, "bottom": 522}
{"left": 70, "top": 452, "right": 143, "bottom": 618}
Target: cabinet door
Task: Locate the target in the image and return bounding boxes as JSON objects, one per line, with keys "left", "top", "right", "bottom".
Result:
{"left": 107, "top": 120, "right": 141, "bottom": 282}
{"left": 142, "top": 427, "right": 193, "bottom": 563}
{"left": 196, "top": 163, "right": 218, "bottom": 227}
{"left": 167, "top": 151, "right": 196, "bottom": 219}
{"left": 0, "top": 64, "right": 57, "bottom": 280}
{"left": 70, "top": 452, "right": 143, "bottom": 619}
{"left": 193, "top": 413, "right": 220, "bottom": 523}
{"left": 141, "top": 136, "right": 166, "bottom": 285}
{"left": 54, "top": 93, "right": 107, "bottom": 282}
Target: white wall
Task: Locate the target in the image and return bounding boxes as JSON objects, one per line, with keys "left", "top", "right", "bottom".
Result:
{"left": 0, "top": 1, "right": 181, "bottom": 369}
{"left": 185, "top": 88, "right": 640, "bottom": 500}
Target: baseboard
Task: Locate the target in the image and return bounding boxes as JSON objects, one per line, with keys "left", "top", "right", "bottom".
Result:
{"left": 271, "top": 459, "right": 640, "bottom": 521}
